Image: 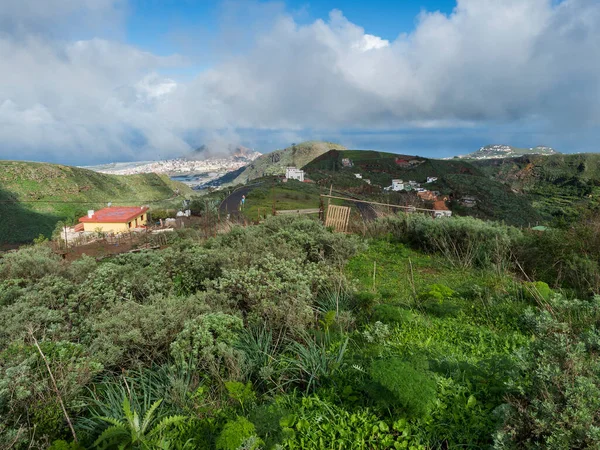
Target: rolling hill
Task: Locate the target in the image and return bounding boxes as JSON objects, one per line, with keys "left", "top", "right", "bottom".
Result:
{"left": 304, "top": 149, "right": 541, "bottom": 226}
{"left": 232, "top": 141, "right": 347, "bottom": 184}
{"left": 473, "top": 153, "right": 600, "bottom": 224}
{"left": 0, "top": 161, "right": 193, "bottom": 244}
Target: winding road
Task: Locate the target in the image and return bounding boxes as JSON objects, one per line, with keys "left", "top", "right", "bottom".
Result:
{"left": 219, "top": 186, "right": 253, "bottom": 219}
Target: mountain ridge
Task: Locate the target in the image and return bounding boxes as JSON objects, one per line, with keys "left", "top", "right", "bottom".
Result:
{"left": 459, "top": 144, "right": 559, "bottom": 160}
{"left": 231, "top": 141, "right": 348, "bottom": 184}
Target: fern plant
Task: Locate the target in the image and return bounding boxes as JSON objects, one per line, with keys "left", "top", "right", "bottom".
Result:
{"left": 93, "top": 397, "right": 187, "bottom": 449}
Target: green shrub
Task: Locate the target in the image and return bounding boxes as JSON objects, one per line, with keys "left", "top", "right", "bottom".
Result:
{"left": 496, "top": 296, "right": 600, "bottom": 448}
{"left": 212, "top": 254, "right": 326, "bottom": 335}
{"left": 369, "top": 358, "right": 437, "bottom": 418}
{"left": 371, "top": 214, "right": 518, "bottom": 270}
{"left": 352, "top": 291, "right": 377, "bottom": 315}
{"left": 418, "top": 284, "right": 455, "bottom": 303}
{"left": 278, "top": 395, "right": 423, "bottom": 449}
{"left": 48, "top": 440, "right": 85, "bottom": 450}
{"left": 522, "top": 281, "right": 553, "bottom": 303}
{"left": 0, "top": 245, "right": 62, "bottom": 281}
{"left": 171, "top": 312, "right": 244, "bottom": 380}
{"left": 225, "top": 381, "right": 257, "bottom": 414}
{"left": 372, "top": 305, "right": 414, "bottom": 324}
{"left": 149, "top": 208, "right": 177, "bottom": 220}
{"left": 216, "top": 417, "right": 260, "bottom": 450}
{"left": 90, "top": 293, "right": 212, "bottom": 367}
{"left": 0, "top": 341, "right": 102, "bottom": 443}
{"left": 248, "top": 402, "right": 290, "bottom": 449}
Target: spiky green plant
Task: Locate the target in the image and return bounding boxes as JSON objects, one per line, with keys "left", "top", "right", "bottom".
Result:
{"left": 280, "top": 334, "right": 348, "bottom": 394}
{"left": 93, "top": 397, "right": 187, "bottom": 449}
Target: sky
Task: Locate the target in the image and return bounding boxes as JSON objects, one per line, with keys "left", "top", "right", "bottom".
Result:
{"left": 1, "top": 0, "right": 599, "bottom": 164}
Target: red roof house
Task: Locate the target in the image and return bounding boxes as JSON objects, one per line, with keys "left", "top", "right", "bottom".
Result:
{"left": 79, "top": 206, "right": 149, "bottom": 232}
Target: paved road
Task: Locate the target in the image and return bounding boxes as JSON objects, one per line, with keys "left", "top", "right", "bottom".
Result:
{"left": 219, "top": 186, "right": 253, "bottom": 219}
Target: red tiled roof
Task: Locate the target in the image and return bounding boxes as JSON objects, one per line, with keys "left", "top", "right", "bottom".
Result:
{"left": 73, "top": 223, "right": 84, "bottom": 232}
{"left": 433, "top": 200, "right": 450, "bottom": 211}
{"left": 79, "top": 206, "right": 149, "bottom": 224}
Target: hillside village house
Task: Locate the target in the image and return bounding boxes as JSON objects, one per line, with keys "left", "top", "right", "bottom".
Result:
{"left": 417, "top": 190, "right": 437, "bottom": 201}
{"left": 79, "top": 206, "right": 149, "bottom": 233}
{"left": 426, "top": 177, "right": 438, "bottom": 183}
{"left": 285, "top": 167, "right": 305, "bottom": 182}
{"left": 391, "top": 179, "right": 404, "bottom": 191}
{"left": 433, "top": 200, "right": 452, "bottom": 218}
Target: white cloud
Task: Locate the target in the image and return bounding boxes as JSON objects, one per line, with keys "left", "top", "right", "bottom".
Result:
{"left": 2, "top": 0, "right": 600, "bottom": 163}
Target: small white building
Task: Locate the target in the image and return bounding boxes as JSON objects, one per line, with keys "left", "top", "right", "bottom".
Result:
{"left": 433, "top": 200, "right": 452, "bottom": 218}
{"left": 285, "top": 167, "right": 305, "bottom": 182}
{"left": 392, "top": 179, "right": 404, "bottom": 191}
{"left": 426, "top": 177, "right": 438, "bottom": 183}
{"left": 354, "top": 173, "right": 363, "bottom": 179}
{"left": 408, "top": 180, "right": 419, "bottom": 187}
{"left": 364, "top": 179, "right": 371, "bottom": 185}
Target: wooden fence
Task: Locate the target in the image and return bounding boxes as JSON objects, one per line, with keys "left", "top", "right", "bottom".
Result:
{"left": 325, "top": 205, "right": 351, "bottom": 233}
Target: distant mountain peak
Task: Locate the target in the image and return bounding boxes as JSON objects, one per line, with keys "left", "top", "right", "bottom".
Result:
{"left": 460, "top": 144, "right": 559, "bottom": 160}
{"left": 186, "top": 144, "right": 261, "bottom": 162}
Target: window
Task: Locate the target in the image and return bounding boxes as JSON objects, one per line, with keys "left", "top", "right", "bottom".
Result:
{"left": 129, "top": 222, "right": 132, "bottom": 228}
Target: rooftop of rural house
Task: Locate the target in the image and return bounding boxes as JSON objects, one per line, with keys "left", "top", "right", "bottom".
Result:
{"left": 79, "top": 206, "right": 149, "bottom": 223}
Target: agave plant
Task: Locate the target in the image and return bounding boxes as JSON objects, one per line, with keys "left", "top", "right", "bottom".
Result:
{"left": 93, "top": 397, "right": 187, "bottom": 449}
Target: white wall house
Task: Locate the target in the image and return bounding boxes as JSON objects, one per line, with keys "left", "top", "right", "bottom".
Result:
{"left": 433, "top": 201, "right": 452, "bottom": 218}
{"left": 354, "top": 173, "right": 363, "bottom": 179}
{"left": 434, "top": 210, "right": 453, "bottom": 218}
{"left": 285, "top": 167, "right": 305, "bottom": 182}
{"left": 392, "top": 179, "right": 404, "bottom": 191}
{"left": 426, "top": 177, "right": 438, "bottom": 183}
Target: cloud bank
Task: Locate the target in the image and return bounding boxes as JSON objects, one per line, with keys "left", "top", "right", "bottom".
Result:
{"left": 1, "top": 0, "right": 600, "bottom": 163}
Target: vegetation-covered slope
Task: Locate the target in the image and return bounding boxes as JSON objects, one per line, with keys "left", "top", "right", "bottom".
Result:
{"left": 306, "top": 149, "right": 483, "bottom": 184}
{"left": 232, "top": 141, "right": 347, "bottom": 184}
{"left": 474, "top": 153, "right": 600, "bottom": 224}
{"left": 304, "top": 149, "right": 541, "bottom": 226}
{"left": 0, "top": 161, "right": 193, "bottom": 244}
{"left": 2, "top": 215, "right": 600, "bottom": 448}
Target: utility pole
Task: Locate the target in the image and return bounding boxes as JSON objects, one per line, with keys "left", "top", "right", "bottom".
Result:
{"left": 64, "top": 224, "right": 68, "bottom": 251}
{"left": 272, "top": 181, "right": 276, "bottom": 216}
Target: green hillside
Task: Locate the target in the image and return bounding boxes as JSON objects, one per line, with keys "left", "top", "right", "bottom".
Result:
{"left": 304, "top": 149, "right": 541, "bottom": 226}
{"left": 0, "top": 161, "right": 193, "bottom": 244}
{"left": 474, "top": 153, "right": 600, "bottom": 224}
{"left": 306, "top": 149, "right": 483, "bottom": 185}
{"left": 232, "top": 141, "right": 347, "bottom": 184}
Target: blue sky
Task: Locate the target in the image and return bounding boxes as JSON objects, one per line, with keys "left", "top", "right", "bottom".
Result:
{"left": 1, "top": 0, "right": 599, "bottom": 164}
{"left": 126, "top": 1, "right": 457, "bottom": 56}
